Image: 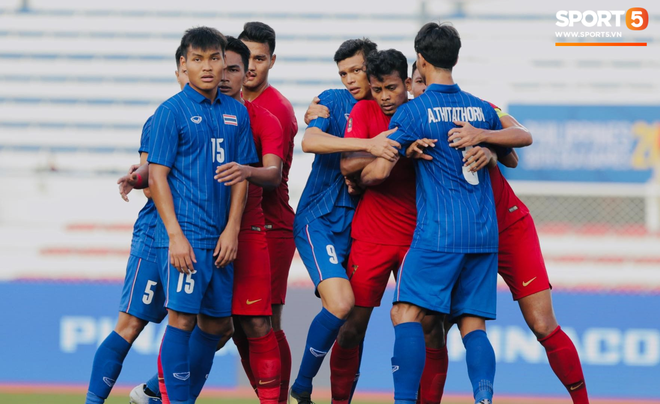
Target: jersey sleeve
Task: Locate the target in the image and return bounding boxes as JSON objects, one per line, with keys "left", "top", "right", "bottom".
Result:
{"left": 258, "top": 109, "right": 284, "bottom": 160}
{"left": 147, "top": 105, "right": 178, "bottom": 168}
{"left": 388, "top": 104, "right": 419, "bottom": 153}
{"left": 344, "top": 101, "right": 371, "bottom": 139}
{"left": 482, "top": 100, "right": 512, "bottom": 157}
{"left": 138, "top": 115, "right": 154, "bottom": 155}
{"left": 307, "top": 90, "right": 334, "bottom": 133}
{"left": 237, "top": 110, "right": 259, "bottom": 165}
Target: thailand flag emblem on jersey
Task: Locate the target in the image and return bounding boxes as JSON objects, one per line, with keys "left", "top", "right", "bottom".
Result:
{"left": 223, "top": 114, "right": 238, "bottom": 126}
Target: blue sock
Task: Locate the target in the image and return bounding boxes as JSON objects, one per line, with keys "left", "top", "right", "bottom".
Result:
{"left": 86, "top": 331, "right": 131, "bottom": 403}
{"left": 292, "top": 307, "right": 346, "bottom": 395}
{"left": 188, "top": 326, "right": 222, "bottom": 399}
{"left": 145, "top": 373, "right": 160, "bottom": 397}
{"left": 160, "top": 325, "right": 193, "bottom": 403}
{"left": 392, "top": 322, "right": 425, "bottom": 404}
{"left": 462, "top": 329, "right": 495, "bottom": 403}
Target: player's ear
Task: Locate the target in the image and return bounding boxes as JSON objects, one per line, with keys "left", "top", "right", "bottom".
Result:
{"left": 269, "top": 53, "right": 276, "bottom": 69}
{"left": 180, "top": 55, "right": 187, "bottom": 72}
{"left": 405, "top": 77, "right": 412, "bottom": 93}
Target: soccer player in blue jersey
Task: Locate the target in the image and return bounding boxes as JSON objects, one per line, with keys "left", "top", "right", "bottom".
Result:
{"left": 289, "top": 38, "right": 403, "bottom": 404}
{"left": 84, "top": 46, "right": 188, "bottom": 404}
{"left": 148, "top": 27, "right": 257, "bottom": 404}
{"left": 361, "top": 23, "right": 501, "bottom": 404}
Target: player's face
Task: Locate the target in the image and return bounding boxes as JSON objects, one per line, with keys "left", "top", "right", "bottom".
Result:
{"left": 369, "top": 73, "right": 409, "bottom": 116}
{"left": 411, "top": 68, "right": 426, "bottom": 98}
{"left": 175, "top": 67, "right": 189, "bottom": 90}
{"left": 337, "top": 53, "right": 371, "bottom": 101}
{"left": 241, "top": 40, "right": 274, "bottom": 91}
{"left": 219, "top": 50, "right": 247, "bottom": 99}
{"left": 182, "top": 46, "right": 224, "bottom": 96}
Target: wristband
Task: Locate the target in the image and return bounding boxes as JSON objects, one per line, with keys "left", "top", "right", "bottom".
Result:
{"left": 135, "top": 173, "right": 144, "bottom": 188}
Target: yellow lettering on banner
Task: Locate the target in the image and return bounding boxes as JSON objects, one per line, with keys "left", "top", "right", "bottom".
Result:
{"left": 630, "top": 121, "right": 660, "bottom": 171}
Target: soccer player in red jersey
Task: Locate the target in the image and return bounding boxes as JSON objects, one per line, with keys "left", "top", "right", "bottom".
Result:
{"left": 410, "top": 68, "right": 589, "bottom": 404}
{"left": 238, "top": 23, "right": 297, "bottom": 402}
{"left": 328, "top": 49, "right": 416, "bottom": 404}
{"left": 215, "top": 37, "right": 284, "bottom": 404}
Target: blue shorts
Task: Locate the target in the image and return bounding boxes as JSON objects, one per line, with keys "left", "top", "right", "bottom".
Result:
{"left": 394, "top": 248, "right": 498, "bottom": 320}
{"left": 294, "top": 207, "right": 353, "bottom": 289}
{"left": 158, "top": 247, "right": 234, "bottom": 318}
{"left": 118, "top": 254, "right": 167, "bottom": 323}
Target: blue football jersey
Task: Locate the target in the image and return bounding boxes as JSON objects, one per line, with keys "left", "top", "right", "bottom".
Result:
{"left": 148, "top": 84, "right": 258, "bottom": 249}
{"left": 294, "top": 89, "right": 358, "bottom": 233}
{"left": 389, "top": 83, "right": 501, "bottom": 253}
{"left": 130, "top": 115, "right": 159, "bottom": 262}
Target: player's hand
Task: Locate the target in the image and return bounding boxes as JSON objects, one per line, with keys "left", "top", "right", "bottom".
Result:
{"left": 304, "top": 97, "right": 330, "bottom": 125}
{"left": 405, "top": 138, "right": 437, "bottom": 161}
{"left": 169, "top": 233, "right": 197, "bottom": 274}
{"left": 215, "top": 162, "right": 251, "bottom": 186}
{"left": 463, "top": 146, "right": 493, "bottom": 172}
{"left": 117, "top": 173, "right": 139, "bottom": 202}
{"left": 448, "top": 121, "right": 484, "bottom": 149}
{"left": 344, "top": 176, "right": 364, "bottom": 196}
{"left": 214, "top": 227, "right": 239, "bottom": 268}
{"left": 128, "top": 164, "right": 140, "bottom": 174}
{"left": 367, "top": 128, "right": 400, "bottom": 161}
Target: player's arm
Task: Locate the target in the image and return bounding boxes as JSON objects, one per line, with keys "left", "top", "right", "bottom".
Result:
{"left": 360, "top": 156, "right": 398, "bottom": 187}
{"left": 303, "top": 97, "right": 330, "bottom": 125}
{"left": 301, "top": 126, "right": 400, "bottom": 161}
{"left": 340, "top": 152, "right": 375, "bottom": 177}
{"left": 214, "top": 155, "right": 283, "bottom": 189}
{"left": 149, "top": 163, "right": 196, "bottom": 274}
{"left": 214, "top": 180, "right": 247, "bottom": 268}
{"left": 448, "top": 115, "right": 532, "bottom": 149}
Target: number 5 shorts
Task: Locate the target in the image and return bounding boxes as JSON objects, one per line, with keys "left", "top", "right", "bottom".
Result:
{"left": 158, "top": 247, "right": 234, "bottom": 318}
{"left": 119, "top": 254, "right": 168, "bottom": 323}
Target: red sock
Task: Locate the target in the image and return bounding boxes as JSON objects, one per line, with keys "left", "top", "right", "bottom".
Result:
{"left": 157, "top": 344, "right": 169, "bottom": 404}
{"left": 539, "top": 326, "right": 589, "bottom": 404}
{"left": 274, "top": 330, "right": 291, "bottom": 404}
{"left": 233, "top": 332, "right": 258, "bottom": 392}
{"left": 249, "top": 330, "right": 282, "bottom": 404}
{"left": 418, "top": 346, "right": 448, "bottom": 404}
{"left": 330, "top": 341, "right": 360, "bottom": 404}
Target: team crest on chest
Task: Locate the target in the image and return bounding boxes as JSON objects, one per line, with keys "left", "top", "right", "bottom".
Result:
{"left": 347, "top": 117, "right": 353, "bottom": 132}
{"left": 223, "top": 114, "right": 238, "bottom": 126}
{"left": 190, "top": 116, "right": 202, "bottom": 124}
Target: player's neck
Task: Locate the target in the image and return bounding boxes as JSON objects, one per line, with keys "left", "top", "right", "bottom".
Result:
{"left": 190, "top": 83, "right": 218, "bottom": 103}
{"left": 242, "top": 81, "right": 270, "bottom": 102}
{"left": 426, "top": 69, "right": 455, "bottom": 86}
{"left": 231, "top": 93, "right": 244, "bottom": 105}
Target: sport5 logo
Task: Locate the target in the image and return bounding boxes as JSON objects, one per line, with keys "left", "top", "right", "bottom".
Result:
{"left": 556, "top": 8, "right": 648, "bottom": 30}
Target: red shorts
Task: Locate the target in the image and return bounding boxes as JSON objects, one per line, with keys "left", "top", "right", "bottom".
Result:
{"left": 498, "top": 214, "right": 551, "bottom": 301}
{"left": 347, "top": 239, "right": 408, "bottom": 307}
{"left": 267, "top": 233, "right": 295, "bottom": 305}
{"left": 232, "top": 230, "right": 272, "bottom": 316}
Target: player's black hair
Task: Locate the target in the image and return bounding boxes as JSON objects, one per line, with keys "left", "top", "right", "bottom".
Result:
{"left": 366, "top": 49, "right": 408, "bottom": 82}
{"left": 333, "top": 38, "right": 378, "bottom": 64}
{"left": 180, "top": 26, "right": 227, "bottom": 59}
{"left": 175, "top": 45, "right": 184, "bottom": 69}
{"left": 238, "top": 21, "right": 276, "bottom": 55}
{"left": 414, "top": 22, "right": 461, "bottom": 71}
{"left": 411, "top": 61, "right": 417, "bottom": 76}
{"left": 225, "top": 36, "right": 251, "bottom": 72}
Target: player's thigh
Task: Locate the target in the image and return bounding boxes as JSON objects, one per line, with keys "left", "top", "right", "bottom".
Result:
{"left": 348, "top": 240, "right": 402, "bottom": 308}
{"left": 394, "top": 248, "right": 464, "bottom": 314}
{"left": 498, "top": 215, "right": 551, "bottom": 301}
{"left": 294, "top": 219, "right": 351, "bottom": 288}
{"left": 162, "top": 248, "right": 215, "bottom": 315}
{"left": 232, "top": 231, "right": 272, "bottom": 316}
{"left": 119, "top": 254, "right": 167, "bottom": 323}
{"left": 450, "top": 253, "right": 498, "bottom": 321}
{"left": 267, "top": 235, "right": 295, "bottom": 305}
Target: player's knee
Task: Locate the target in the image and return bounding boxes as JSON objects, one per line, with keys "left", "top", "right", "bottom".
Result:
{"left": 115, "top": 316, "right": 148, "bottom": 343}
{"left": 529, "top": 315, "right": 558, "bottom": 339}
{"left": 240, "top": 316, "right": 271, "bottom": 338}
{"left": 390, "top": 303, "right": 424, "bottom": 326}
{"left": 326, "top": 301, "right": 354, "bottom": 319}
{"left": 337, "top": 323, "right": 366, "bottom": 348}
{"left": 423, "top": 320, "right": 446, "bottom": 349}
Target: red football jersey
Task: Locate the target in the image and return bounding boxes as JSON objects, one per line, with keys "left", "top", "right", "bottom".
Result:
{"left": 241, "top": 101, "right": 284, "bottom": 232}
{"left": 346, "top": 100, "right": 417, "bottom": 246}
{"left": 252, "top": 86, "right": 298, "bottom": 234}
{"left": 488, "top": 161, "right": 529, "bottom": 233}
